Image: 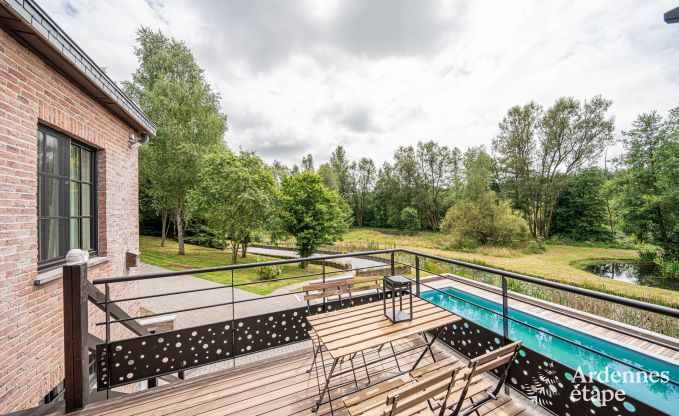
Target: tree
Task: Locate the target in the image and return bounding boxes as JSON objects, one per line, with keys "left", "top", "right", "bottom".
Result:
{"left": 330, "top": 145, "right": 352, "bottom": 199}
{"left": 400, "top": 207, "right": 420, "bottom": 232}
{"left": 494, "top": 96, "right": 615, "bottom": 239}
{"left": 372, "top": 162, "right": 403, "bottom": 228}
{"left": 301, "top": 153, "right": 314, "bottom": 172}
{"left": 441, "top": 196, "right": 529, "bottom": 247}
{"left": 317, "top": 163, "right": 338, "bottom": 191}
{"left": 442, "top": 145, "right": 528, "bottom": 247}
{"left": 124, "top": 27, "right": 227, "bottom": 254}
{"left": 416, "top": 141, "right": 461, "bottom": 230}
{"left": 189, "top": 150, "right": 275, "bottom": 263}
{"left": 550, "top": 169, "right": 614, "bottom": 241}
{"left": 462, "top": 146, "right": 494, "bottom": 202}
{"left": 349, "top": 158, "right": 376, "bottom": 226}
{"left": 279, "top": 172, "right": 351, "bottom": 266}
{"left": 270, "top": 160, "right": 290, "bottom": 186}
{"left": 616, "top": 108, "right": 679, "bottom": 259}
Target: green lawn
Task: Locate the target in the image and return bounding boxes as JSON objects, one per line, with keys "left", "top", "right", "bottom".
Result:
{"left": 272, "top": 227, "right": 677, "bottom": 307}
{"left": 140, "top": 236, "right": 339, "bottom": 295}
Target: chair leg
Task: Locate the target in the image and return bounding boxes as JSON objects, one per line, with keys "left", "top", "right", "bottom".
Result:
{"left": 361, "top": 350, "right": 371, "bottom": 385}
{"left": 307, "top": 341, "right": 320, "bottom": 374}
{"left": 389, "top": 341, "right": 401, "bottom": 373}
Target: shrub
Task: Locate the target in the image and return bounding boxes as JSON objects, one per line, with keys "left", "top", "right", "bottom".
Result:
{"left": 441, "top": 196, "right": 529, "bottom": 247}
{"left": 400, "top": 207, "right": 421, "bottom": 232}
{"left": 659, "top": 260, "right": 679, "bottom": 279}
{"left": 257, "top": 265, "right": 282, "bottom": 280}
{"left": 637, "top": 249, "right": 659, "bottom": 266}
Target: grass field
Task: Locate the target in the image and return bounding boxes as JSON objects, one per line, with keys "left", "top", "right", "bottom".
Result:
{"left": 275, "top": 227, "right": 677, "bottom": 307}
{"left": 140, "top": 236, "right": 339, "bottom": 295}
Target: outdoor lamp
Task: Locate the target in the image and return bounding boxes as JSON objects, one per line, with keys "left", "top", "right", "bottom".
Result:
{"left": 383, "top": 275, "right": 413, "bottom": 323}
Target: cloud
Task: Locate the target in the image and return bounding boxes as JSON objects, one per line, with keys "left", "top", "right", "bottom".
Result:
{"left": 329, "top": 0, "right": 464, "bottom": 58}
{"left": 38, "top": 0, "right": 679, "bottom": 167}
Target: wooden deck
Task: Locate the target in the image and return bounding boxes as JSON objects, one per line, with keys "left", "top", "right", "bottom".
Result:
{"left": 62, "top": 337, "right": 535, "bottom": 416}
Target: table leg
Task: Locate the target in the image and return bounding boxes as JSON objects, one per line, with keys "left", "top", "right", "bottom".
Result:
{"left": 411, "top": 327, "right": 444, "bottom": 371}
{"left": 421, "top": 332, "right": 437, "bottom": 362}
{"left": 313, "top": 357, "right": 339, "bottom": 412}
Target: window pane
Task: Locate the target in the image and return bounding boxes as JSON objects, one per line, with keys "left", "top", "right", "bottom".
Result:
{"left": 38, "top": 131, "right": 44, "bottom": 172}
{"left": 70, "top": 182, "right": 80, "bottom": 216}
{"left": 69, "top": 218, "right": 80, "bottom": 250}
{"left": 43, "top": 134, "right": 59, "bottom": 174}
{"left": 39, "top": 219, "right": 60, "bottom": 261}
{"left": 82, "top": 218, "right": 91, "bottom": 250}
{"left": 39, "top": 177, "right": 62, "bottom": 217}
{"left": 82, "top": 184, "right": 91, "bottom": 216}
{"left": 81, "top": 149, "right": 92, "bottom": 183}
{"left": 70, "top": 145, "right": 80, "bottom": 180}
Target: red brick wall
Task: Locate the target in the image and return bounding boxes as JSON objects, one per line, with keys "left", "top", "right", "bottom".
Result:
{"left": 0, "top": 27, "right": 141, "bottom": 413}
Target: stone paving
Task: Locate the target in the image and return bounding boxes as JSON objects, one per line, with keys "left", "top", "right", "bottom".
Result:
{"left": 137, "top": 263, "right": 356, "bottom": 328}
{"left": 137, "top": 247, "right": 389, "bottom": 329}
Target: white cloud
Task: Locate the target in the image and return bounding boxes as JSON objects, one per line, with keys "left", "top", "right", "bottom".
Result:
{"left": 41, "top": 0, "right": 679, "bottom": 166}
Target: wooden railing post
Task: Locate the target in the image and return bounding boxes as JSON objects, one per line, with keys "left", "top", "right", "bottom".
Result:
{"left": 63, "top": 258, "right": 89, "bottom": 412}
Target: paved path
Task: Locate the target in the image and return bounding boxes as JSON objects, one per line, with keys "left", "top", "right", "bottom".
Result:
{"left": 137, "top": 248, "right": 388, "bottom": 330}
{"left": 137, "top": 263, "right": 305, "bottom": 329}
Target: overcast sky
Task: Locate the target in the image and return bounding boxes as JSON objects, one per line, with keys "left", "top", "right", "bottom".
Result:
{"left": 41, "top": 0, "right": 678, "bottom": 167}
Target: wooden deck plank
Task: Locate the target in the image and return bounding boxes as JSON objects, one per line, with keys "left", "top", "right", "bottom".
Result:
{"left": 66, "top": 336, "right": 533, "bottom": 416}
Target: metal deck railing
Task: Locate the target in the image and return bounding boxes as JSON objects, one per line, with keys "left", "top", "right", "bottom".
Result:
{"left": 59, "top": 248, "right": 678, "bottom": 416}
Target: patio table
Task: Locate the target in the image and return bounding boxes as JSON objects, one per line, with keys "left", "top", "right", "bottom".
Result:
{"left": 306, "top": 296, "right": 462, "bottom": 411}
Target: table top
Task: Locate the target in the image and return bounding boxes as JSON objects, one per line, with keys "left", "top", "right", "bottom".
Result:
{"left": 306, "top": 297, "right": 461, "bottom": 360}
{"left": 383, "top": 275, "right": 411, "bottom": 285}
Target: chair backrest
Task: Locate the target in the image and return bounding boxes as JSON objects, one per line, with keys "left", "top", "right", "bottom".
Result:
{"left": 465, "top": 340, "right": 522, "bottom": 380}
{"left": 383, "top": 366, "right": 459, "bottom": 415}
{"left": 450, "top": 341, "right": 522, "bottom": 416}
{"left": 302, "top": 280, "right": 351, "bottom": 306}
{"left": 346, "top": 276, "right": 382, "bottom": 294}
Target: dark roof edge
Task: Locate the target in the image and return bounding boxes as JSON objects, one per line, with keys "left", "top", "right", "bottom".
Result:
{"left": 1, "top": 0, "right": 156, "bottom": 136}
{"left": 665, "top": 7, "right": 679, "bottom": 24}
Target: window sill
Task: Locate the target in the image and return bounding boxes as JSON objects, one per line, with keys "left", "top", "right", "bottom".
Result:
{"left": 35, "top": 256, "right": 110, "bottom": 286}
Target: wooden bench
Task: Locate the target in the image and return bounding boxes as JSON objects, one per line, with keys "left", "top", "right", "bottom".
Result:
{"left": 302, "top": 276, "right": 383, "bottom": 311}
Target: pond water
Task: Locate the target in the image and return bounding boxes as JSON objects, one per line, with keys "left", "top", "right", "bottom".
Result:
{"left": 585, "top": 262, "right": 679, "bottom": 291}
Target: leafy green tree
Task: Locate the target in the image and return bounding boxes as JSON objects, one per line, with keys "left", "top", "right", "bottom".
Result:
{"left": 301, "top": 153, "right": 314, "bottom": 172}
{"left": 494, "top": 96, "right": 614, "bottom": 239}
{"left": 400, "top": 207, "right": 421, "bottom": 232}
{"left": 372, "top": 162, "right": 403, "bottom": 228}
{"left": 330, "top": 145, "right": 352, "bottom": 199}
{"left": 462, "top": 146, "right": 494, "bottom": 201}
{"left": 279, "top": 172, "right": 351, "bottom": 266}
{"left": 270, "top": 160, "right": 290, "bottom": 186}
{"left": 189, "top": 150, "right": 276, "bottom": 263}
{"left": 317, "top": 163, "right": 338, "bottom": 191}
{"left": 441, "top": 195, "right": 528, "bottom": 247}
{"left": 124, "top": 28, "right": 227, "bottom": 254}
{"left": 616, "top": 108, "right": 679, "bottom": 259}
{"left": 416, "top": 141, "right": 461, "bottom": 230}
{"left": 349, "top": 158, "right": 376, "bottom": 226}
{"left": 442, "top": 145, "right": 528, "bottom": 247}
{"left": 550, "top": 169, "right": 614, "bottom": 241}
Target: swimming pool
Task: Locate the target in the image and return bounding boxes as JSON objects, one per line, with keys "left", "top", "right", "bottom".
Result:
{"left": 422, "top": 287, "right": 679, "bottom": 414}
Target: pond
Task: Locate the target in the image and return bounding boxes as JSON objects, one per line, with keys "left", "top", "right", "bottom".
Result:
{"left": 585, "top": 261, "right": 679, "bottom": 291}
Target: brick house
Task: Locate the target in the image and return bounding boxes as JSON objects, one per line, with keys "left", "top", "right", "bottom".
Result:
{"left": 0, "top": 1, "right": 155, "bottom": 412}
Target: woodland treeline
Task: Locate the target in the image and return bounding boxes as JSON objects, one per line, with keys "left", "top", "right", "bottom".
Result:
{"left": 128, "top": 28, "right": 679, "bottom": 276}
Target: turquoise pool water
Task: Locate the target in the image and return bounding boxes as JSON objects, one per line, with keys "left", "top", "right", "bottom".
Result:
{"left": 422, "top": 287, "right": 679, "bottom": 414}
